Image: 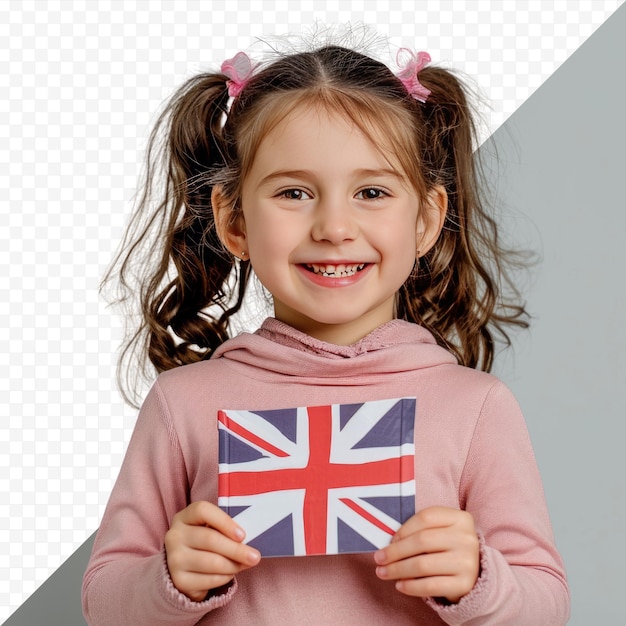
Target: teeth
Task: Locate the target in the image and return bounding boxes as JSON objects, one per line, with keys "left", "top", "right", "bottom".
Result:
{"left": 306, "top": 263, "right": 365, "bottom": 277}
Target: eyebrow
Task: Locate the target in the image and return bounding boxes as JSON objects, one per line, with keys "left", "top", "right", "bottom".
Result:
{"left": 258, "top": 168, "right": 405, "bottom": 186}
{"left": 258, "top": 170, "right": 311, "bottom": 186}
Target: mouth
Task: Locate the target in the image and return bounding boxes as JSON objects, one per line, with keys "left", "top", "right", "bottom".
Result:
{"left": 303, "top": 263, "right": 367, "bottom": 278}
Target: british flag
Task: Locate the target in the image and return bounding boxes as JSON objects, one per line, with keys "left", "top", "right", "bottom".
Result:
{"left": 217, "top": 397, "right": 416, "bottom": 557}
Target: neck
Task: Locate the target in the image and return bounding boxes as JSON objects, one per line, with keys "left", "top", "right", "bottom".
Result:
{"left": 273, "top": 311, "right": 396, "bottom": 347}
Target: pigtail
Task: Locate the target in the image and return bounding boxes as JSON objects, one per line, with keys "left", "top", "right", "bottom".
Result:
{"left": 398, "top": 67, "right": 529, "bottom": 370}
{"left": 101, "top": 73, "right": 248, "bottom": 407}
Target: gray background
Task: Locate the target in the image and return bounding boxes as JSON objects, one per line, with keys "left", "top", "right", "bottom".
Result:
{"left": 3, "top": 3, "right": 625, "bottom": 625}
{"left": 488, "top": 5, "right": 626, "bottom": 623}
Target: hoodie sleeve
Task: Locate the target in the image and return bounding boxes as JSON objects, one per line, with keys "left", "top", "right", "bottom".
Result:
{"left": 425, "top": 380, "right": 570, "bottom": 625}
{"left": 81, "top": 381, "right": 236, "bottom": 625}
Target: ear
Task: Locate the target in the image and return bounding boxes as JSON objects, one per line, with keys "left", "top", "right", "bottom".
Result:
{"left": 211, "top": 185, "right": 247, "bottom": 257}
{"left": 416, "top": 185, "right": 447, "bottom": 256}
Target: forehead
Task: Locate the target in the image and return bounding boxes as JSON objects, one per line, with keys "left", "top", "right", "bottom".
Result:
{"left": 246, "top": 111, "right": 397, "bottom": 195}
{"left": 257, "top": 106, "right": 378, "bottom": 157}
{"left": 243, "top": 97, "right": 414, "bottom": 182}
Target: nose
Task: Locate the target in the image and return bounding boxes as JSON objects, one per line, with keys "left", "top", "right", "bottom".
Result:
{"left": 310, "top": 198, "right": 359, "bottom": 244}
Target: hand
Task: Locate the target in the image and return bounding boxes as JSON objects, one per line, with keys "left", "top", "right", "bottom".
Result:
{"left": 374, "top": 506, "right": 479, "bottom": 604}
{"left": 164, "top": 501, "right": 261, "bottom": 602}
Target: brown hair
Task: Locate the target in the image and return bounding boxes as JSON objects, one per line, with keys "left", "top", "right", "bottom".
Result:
{"left": 103, "top": 45, "right": 528, "bottom": 406}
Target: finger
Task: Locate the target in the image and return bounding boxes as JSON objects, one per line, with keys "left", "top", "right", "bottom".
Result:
{"left": 181, "top": 542, "right": 258, "bottom": 575}
{"left": 376, "top": 527, "right": 448, "bottom": 566}
{"left": 169, "top": 567, "right": 237, "bottom": 603}
{"left": 394, "top": 575, "right": 470, "bottom": 601}
{"left": 175, "top": 501, "right": 246, "bottom": 541}
{"left": 175, "top": 572, "right": 233, "bottom": 602}
{"left": 392, "top": 506, "right": 469, "bottom": 542}
{"left": 165, "top": 525, "right": 261, "bottom": 569}
{"left": 166, "top": 538, "right": 260, "bottom": 600}
{"left": 376, "top": 550, "right": 475, "bottom": 582}
{"left": 378, "top": 524, "right": 478, "bottom": 566}
{"left": 174, "top": 525, "right": 261, "bottom": 567}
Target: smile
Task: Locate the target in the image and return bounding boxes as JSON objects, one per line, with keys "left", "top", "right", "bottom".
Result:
{"left": 304, "top": 263, "right": 366, "bottom": 277}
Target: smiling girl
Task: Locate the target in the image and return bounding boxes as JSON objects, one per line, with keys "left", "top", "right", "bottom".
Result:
{"left": 82, "top": 42, "right": 569, "bottom": 625}
{"left": 219, "top": 104, "right": 446, "bottom": 346}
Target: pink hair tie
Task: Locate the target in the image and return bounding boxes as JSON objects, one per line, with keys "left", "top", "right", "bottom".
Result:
{"left": 395, "top": 49, "right": 431, "bottom": 103}
{"left": 220, "top": 51, "right": 255, "bottom": 98}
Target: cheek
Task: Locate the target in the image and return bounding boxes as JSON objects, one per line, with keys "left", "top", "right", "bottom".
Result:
{"left": 244, "top": 215, "right": 298, "bottom": 279}
{"left": 384, "top": 219, "right": 420, "bottom": 276}
{"left": 378, "top": 217, "right": 418, "bottom": 255}
{"left": 246, "top": 209, "right": 302, "bottom": 251}
{"left": 399, "top": 240, "right": 419, "bottom": 276}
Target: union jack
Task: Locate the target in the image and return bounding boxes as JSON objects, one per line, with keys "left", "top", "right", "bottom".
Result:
{"left": 217, "top": 398, "right": 416, "bottom": 557}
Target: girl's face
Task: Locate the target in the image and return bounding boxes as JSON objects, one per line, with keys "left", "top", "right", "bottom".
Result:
{"left": 219, "top": 106, "right": 446, "bottom": 345}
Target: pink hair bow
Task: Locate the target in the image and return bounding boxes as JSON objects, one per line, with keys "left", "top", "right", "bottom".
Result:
{"left": 395, "top": 49, "right": 431, "bottom": 103}
{"left": 221, "top": 51, "right": 255, "bottom": 98}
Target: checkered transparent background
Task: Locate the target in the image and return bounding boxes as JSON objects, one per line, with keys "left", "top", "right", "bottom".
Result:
{"left": 1, "top": 0, "right": 623, "bottom": 619}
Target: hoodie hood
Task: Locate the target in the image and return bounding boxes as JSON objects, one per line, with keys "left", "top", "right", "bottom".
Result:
{"left": 212, "top": 318, "right": 457, "bottom": 385}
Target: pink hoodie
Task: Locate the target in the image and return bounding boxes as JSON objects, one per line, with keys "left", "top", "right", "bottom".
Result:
{"left": 82, "top": 318, "right": 569, "bottom": 625}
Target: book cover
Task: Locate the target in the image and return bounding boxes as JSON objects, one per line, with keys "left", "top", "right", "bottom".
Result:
{"left": 217, "top": 397, "right": 416, "bottom": 557}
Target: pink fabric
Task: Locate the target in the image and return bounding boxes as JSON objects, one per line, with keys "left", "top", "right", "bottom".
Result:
{"left": 395, "top": 48, "right": 431, "bottom": 102}
{"left": 82, "top": 318, "right": 569, "bottom": 625}
{"left": 220, "top": 51, "right": 255, "bottom": 98}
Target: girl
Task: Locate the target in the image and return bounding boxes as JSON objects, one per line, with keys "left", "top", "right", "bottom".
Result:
{"left": 82, "top": 41, "right": 569, "bottom": 625}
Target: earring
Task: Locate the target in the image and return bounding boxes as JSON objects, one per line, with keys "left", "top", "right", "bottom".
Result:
{"left": 240, "top": 251, "right": 248, "bottom": 260}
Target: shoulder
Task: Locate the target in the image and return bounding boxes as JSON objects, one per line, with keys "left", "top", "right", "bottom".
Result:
{"left": 157, "top": 358, "right": 221, "bottom": 385}
{"left": 145, "top": 358, "right": 232, "bottom": 410}
{"left": 432, "top": 365, "right": 530, "bottom": 455}
{"left": 412, "top": 361, "right": 525, "bottom": 447}
{"left": 425, "top": 360, "right": 512, "bottom": 405}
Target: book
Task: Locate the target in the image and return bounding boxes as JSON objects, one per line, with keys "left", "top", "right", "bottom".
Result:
{"left": 217, "top": 397, "right": 416, "bottom": 557}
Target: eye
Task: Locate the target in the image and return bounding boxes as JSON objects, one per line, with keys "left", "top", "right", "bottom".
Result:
{"left": 278, "top": 188, "right": 311, "bottom": 201}
{"left": 356, "top": 187, "right": 388, "bottom": 200}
